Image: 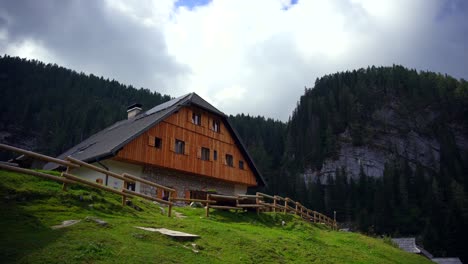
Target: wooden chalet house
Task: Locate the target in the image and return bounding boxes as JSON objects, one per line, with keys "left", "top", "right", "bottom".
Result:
{"left": 44, "top": 93, "right": 265, "bottom": 199}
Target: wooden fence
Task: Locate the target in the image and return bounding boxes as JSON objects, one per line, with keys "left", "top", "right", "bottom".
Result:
{"left": 0, "top": 143, "right": 337, "bottom": 229}
{"left": 0, "top": 143, "right": 175, "bottom": 217}
{"left": 202, "top": 192, "right": 338, "bottom": 229}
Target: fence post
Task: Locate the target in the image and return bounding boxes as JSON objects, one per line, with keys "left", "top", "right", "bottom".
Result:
{"left": 167, "top": 191, "right": 173, "bottom": 217}
{"left": 62, "top": 166, "right": 71, "bottom": 191}
{"left": 205, "top": 194, "right": 210, "bottom": 217}
{"left": 122, "top": 179, "right": 128, "bottom": 206}
{"left": 284, "top": 198, "right": 288, "bottom": 214}
{"left": 295, "top": 202, "right": 299, "bottom": 215}
{"left": 255, "top": 192, "right": 260, "bottom": 215}
{"left": 333, "top": 211, "right": 336, "bottom": 230}
{"left": 273, "top": 195, "right": 277, "bottom": 213}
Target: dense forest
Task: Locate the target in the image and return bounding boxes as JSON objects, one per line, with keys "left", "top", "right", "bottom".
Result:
{"left": 283, "top": 66, "right": 468, "bottom": 260}
{"left": 228, "top": 114, "right": 287, "bottom": 194}
{"left": 227, "top": 66, "right": 468, "bottom": 261}
{"left": 0, "top": 55, "right": 171, "bottom": 159}
{"left": 1, "top": 56, "right": 467, "bottom": 261}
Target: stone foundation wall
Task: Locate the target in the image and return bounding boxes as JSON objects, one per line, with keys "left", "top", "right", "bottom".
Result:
{"left": 140, "top": 166, "right": 245, "bottom": 198}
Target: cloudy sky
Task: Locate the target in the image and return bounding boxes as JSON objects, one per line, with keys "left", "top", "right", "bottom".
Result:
{"left": 1, "top": 0, "right": 467, "bottom": 121}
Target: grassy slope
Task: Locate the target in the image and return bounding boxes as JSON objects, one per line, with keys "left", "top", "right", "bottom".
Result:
{"left": 0, "top": 170, "right": 432, "bottom": 264}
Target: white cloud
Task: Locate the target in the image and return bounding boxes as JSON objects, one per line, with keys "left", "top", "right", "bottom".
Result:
{"left": 158, "top": 0, "right": 467, "bottom": 120}
{"left": 2, "top": 0, "right": 467, "bottom": 120}
{"left": 5, "top": 39, "right": 59, "bottom": 64}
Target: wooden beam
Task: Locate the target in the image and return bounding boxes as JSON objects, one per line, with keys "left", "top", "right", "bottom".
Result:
{"left": 0, "top": 143, "right": 79, "bottom": 168}
{"left": 171, "top": 198, "right": 216, "bottom": 204}
{"left": 236, "top": 194, "right": 259, "bottom": 198}
{"left": 259, "top": 202, "right": 277, "bottom": 208}
{"left": 0, "top": 163, "right": 75, "bottom": 184}
{"left": 205, "top": 194, "right": 210, "bottom": 217}
{"left": 236, "top": 204, "right": 263, "bottom": 208}
{"left": 273, "top": 195, "right": 278, "bottom": 212}
{"left": 121, "top": 189, "right": 172, "bottom": 206}
{"left": 123, "top": 173, "right": 174, "bottom": 192}
{"left": 210, "top": 205, "right": 243, "bottom": 210}
{"left": 66, "top": 157, "right": 133, "bottom": 183}
{"left": 256, "top": 192, "right": 275, "bottom": 200}
{"left": 209, "top": 194, "right": 241, "bottom": 200}
{"left": 275, "top": 195, "right": 286, "bottom": 201}
{"left": 167, "top": 191, "right": 173, "bottom": 217}
{"left": 62, "top": 172, "right": 130, "bottom": 197}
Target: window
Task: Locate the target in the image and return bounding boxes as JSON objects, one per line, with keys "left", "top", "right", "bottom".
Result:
{"left": 148, "top": 136, "right": 162, "bottom": 149}
{"left": 192, "top": 112, "right": 202, "bottom": 125}
{"left": 239, "top": 160, "right": 244, "bottom": 170}
{"left": 212, "top": 120, "right": 220, "bottom": 132}
{"left": 213, "top": 150, "right": 218, "bottom": 161}
{"left": 127, "top": 182, "right": 136, "bottom": 191}
{"left": 175, "top": 139, "right": 185, "bottom": 154}
{"left": 225, "top": 154, "right": 233, "bottom": 167}
{"left": 201, "top": 147, "right": 210, "bottom": 161}
{"left": 154, "top": 137, "right": 162, "bottom": 149}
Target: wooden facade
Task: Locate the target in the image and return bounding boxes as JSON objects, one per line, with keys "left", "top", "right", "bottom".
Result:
{"left": 115, "top": 106, "right": 258, "bottom": 186}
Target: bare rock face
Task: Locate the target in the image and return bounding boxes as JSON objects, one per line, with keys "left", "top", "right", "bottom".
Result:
{"left": 304, "top": 102, "right": 467, "bottom": 183}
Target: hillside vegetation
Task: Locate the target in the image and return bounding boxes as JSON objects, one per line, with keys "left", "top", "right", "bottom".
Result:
{"left": 0, "top": 169, "right": 431, "bottom": 264}
{"left": 0, "top": 55, "right": 171, "bottom": 158}
{"left": 233, "top": 66, "right": 468, "bottom": 261}
{"left": 1, "top": 56, "right": 467, "bottom": 261}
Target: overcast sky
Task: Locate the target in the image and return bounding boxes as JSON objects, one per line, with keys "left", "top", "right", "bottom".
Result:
{"left": 1, "top": 0, "right": 467, "bottom": 121}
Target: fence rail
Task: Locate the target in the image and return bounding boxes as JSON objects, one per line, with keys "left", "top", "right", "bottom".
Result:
{"left": 0, "top": 143, "right": 338, "bottom": 229}
{"left": 204, "top": 192, "right": 338, "bottom": 229}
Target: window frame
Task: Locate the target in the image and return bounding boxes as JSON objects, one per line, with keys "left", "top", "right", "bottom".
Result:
{"left": 212, "top": 119, "right": 221, "bottom": 133}
{"left": 154, "top": 137, "right": 162, "bottom": 149}
{"left": 192, "top": 112, "right": 202, "bottom": 126}
{"left": 213, "top": 150, "right": 218, "bottom": 161}
{"left": 175, "top": 139, "right": 185, "bottom": 155}
{"left": 225, "top": 154, "right": 234, "bottom": 167}
{"left": 201, "top": 147, "right": 210, "bottom": 161}
{"left": 239, "top": 160, "right": 244, "bottom": 170}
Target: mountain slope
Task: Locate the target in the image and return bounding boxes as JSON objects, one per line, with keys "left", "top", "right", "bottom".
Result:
{"left": 284, "top": 66, "right": 468, "bottom": 261}
{"left": 0, "top": 169, "right": 431, "bottom": 264}
{"left": 1, "top": 57, "right": 466, "bottom": 261}
{"left": 0, "top": 55, "right": 171, "bottom": 159}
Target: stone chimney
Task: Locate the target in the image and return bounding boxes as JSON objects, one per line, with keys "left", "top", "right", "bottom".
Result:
{"left": 127, "top": 103, "right": 142, "bottom": 119}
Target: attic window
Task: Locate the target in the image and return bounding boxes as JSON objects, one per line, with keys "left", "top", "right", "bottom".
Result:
{"left": 212, "top": 120, "right": 220, "bottom": 133}
{"left": 148, "top": 136, "right": 162, "bottom": 149}
{"left": 155, "top": 137, "right": 162, "bottom": 149}
{"left": 225, "top": 154, "right": 233, "bottom": 167}
{"left": 239, "top": 160, "right": 244, "bottom": 170}
{"left": 175, "top": 139, "right": 185, "bottom": 154}
{"left": 192, "top": 112, "right": 202, "bottom": 125}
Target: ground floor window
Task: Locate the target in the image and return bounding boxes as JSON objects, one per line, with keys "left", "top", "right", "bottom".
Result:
{"left": 127, "top": 182, "right": 136, "bottom": 191}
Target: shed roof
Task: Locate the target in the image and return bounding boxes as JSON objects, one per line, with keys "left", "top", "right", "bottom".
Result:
{"left": 43, "top": 93, "right": 265, "bottom": 186}
{"left": 391, "top": 238, "right": 421, "bottom": 254}
{"left": 431, "top": 258, "right": 463, "bottom": 264}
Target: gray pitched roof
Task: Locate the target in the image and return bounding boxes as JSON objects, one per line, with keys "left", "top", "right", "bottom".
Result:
{"left": 44, "top": 93, "right": 265, "bottom": 186}
{"left": 391, "top": 238, "right": 421, "bottom": 254}
{"left": 431, "top": 258, "right": 463, "bottom": 264}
